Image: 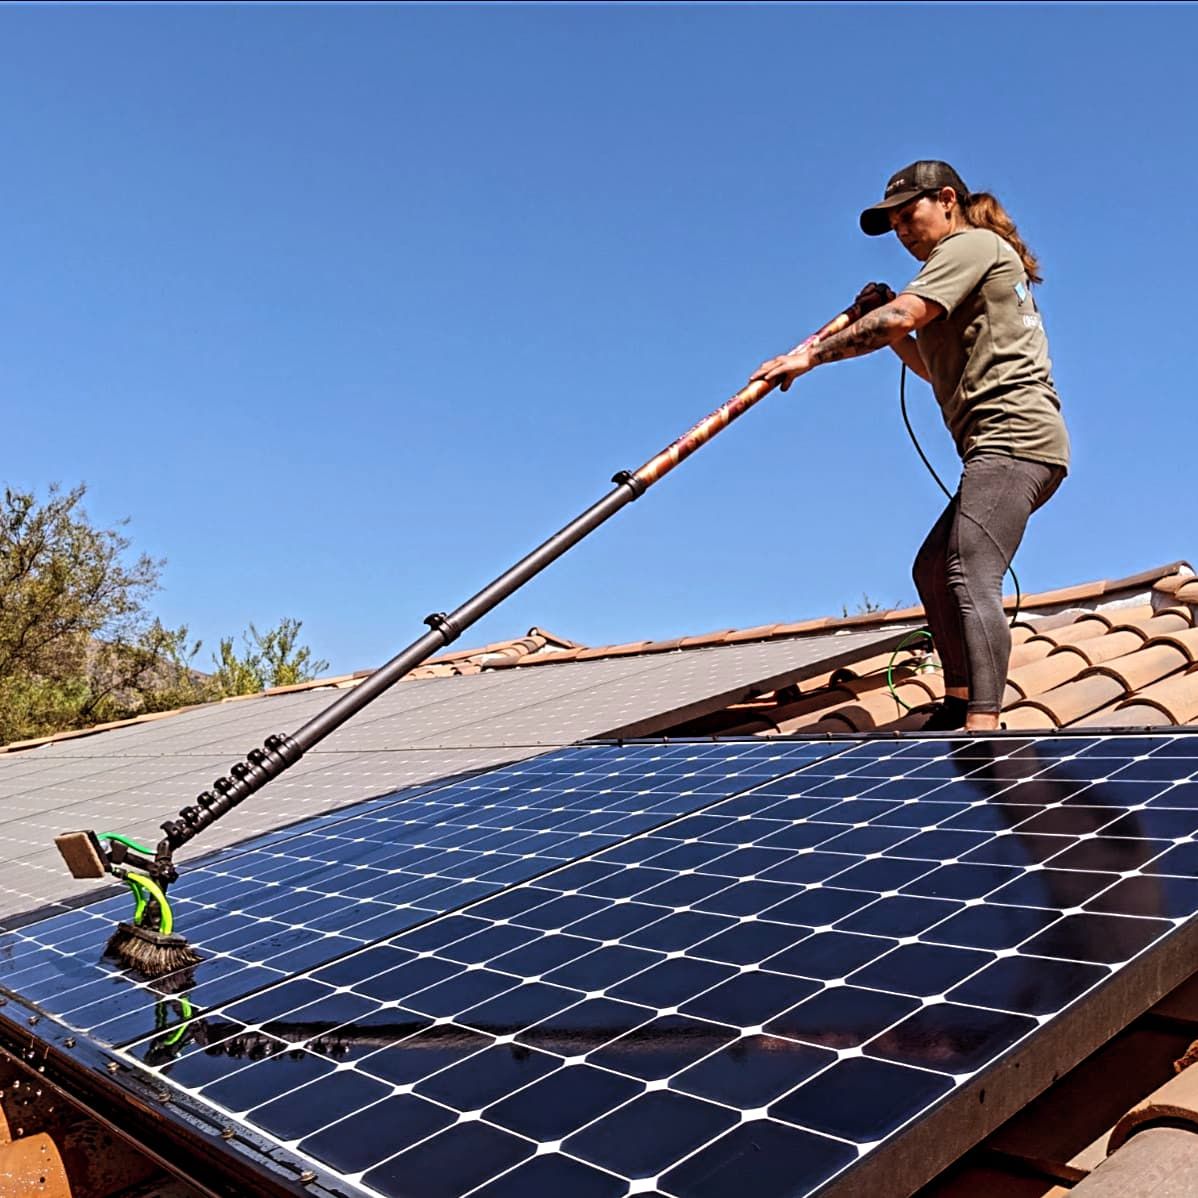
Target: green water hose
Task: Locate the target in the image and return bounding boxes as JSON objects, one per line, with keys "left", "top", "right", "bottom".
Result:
{"left": 126, "top": 872, "right": 175, "bottom": 936}
{"left": 162, "top": 996, "right": 195, "bottom": 1047}
{"left": 98, "top": 833, "right": 177, "bottom": 936}
{"left": 886, "top": 629, "right": 938, "bottom": 712}
{"left": 122, "top": 876, "right": 150, "bottom": 925}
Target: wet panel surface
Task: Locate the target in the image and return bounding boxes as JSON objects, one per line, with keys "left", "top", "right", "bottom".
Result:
{"left": 4, "top": 733, "right": 1198, "bottom": 1198}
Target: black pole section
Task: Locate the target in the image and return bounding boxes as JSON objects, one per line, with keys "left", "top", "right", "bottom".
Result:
{"left": 157, "top": 473, "right": 645, "bottom": 853}
{"left": 60, "top": 288, "right": 892, "bottom": 885}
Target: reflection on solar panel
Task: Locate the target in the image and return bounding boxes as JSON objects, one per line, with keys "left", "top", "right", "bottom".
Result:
{"left": 0, "top": 623, "right": 910, "bottom": 922}
{"left": 3, "top": 732, "right": 1198, "bottom": 1198}
{"left": 0, "top": 740, "right": 842, "bottom": 1046}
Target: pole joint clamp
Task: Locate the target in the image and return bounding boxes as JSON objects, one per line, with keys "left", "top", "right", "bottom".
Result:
{"left": 611, "top": 470, "right": 646, "bottom": 498}
{"left": 424, "top": 612, "right": 461, "bottom": 642}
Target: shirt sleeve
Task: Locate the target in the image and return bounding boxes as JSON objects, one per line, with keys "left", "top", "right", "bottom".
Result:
{"left": 902, "top": 231, "right": 998, "bottom": 315}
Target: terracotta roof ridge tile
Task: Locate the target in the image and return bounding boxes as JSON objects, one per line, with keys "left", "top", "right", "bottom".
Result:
{"left": 475, "top": 563, "right": 1191, "bottom": 671}
{"left": 421, "top": 628, "right": 580, "bottom": 667}
{"left": 1020, "top": 608, "right": 1096, "bottom": 633}
{"left": 572, "top": 643, "right": 650, "bottom": 661}
{"left": 525, "top": 626, "right": 584, "bottom": 650}
{"left": 0, "top": 706, "right": 198, "bottom": 753}
{"left": 721, "top": 624, "right": 785, "bottom": 644}
{"left": 881, "top": 604, "right": 925, "bottom": 622}
{"left": 1152, "top": 565, "right": 1197, "bottom": 595}
{"left": 679, "top": 629, "right": 737, "bottom": 647}
{"left": 259, "top": 672, "right": 369, "bottom": 696}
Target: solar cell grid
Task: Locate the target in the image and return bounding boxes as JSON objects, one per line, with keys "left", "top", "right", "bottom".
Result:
{"left": 85, "top": 731, "right": 1198, "bottom": 1198}
{"left": 0, "top": 739, "right": 843, "bottom": 1047}
{"left": 5, "top": 732, "right": 1198, "bottom": 1198}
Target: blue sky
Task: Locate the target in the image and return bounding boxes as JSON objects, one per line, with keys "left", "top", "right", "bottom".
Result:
{"left": 2, "top": 4, "right": 1193, "bottom": 673}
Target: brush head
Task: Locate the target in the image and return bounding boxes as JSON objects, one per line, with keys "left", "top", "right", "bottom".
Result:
{"left": 105, "top": 923, "right": 202, "bottom": 977}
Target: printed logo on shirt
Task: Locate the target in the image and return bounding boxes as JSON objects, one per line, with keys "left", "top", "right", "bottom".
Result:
{"left": 1013, "top": 281, "right": 1029, "bottom": 304}
{"left": 1022, "top": 313, "right": 1043, "bottom": 330}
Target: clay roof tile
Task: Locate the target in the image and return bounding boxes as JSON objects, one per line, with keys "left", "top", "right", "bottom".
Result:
{"left": 1006, "top": 647, "right": 1091, "bottom": 700}
{"left": 1001, "top": 703, "right": 1059, "bottom": 730}
{"left": 1071, "top": 702, "right": 1174, "bottom": 729}
{"left": 1068, "top": 630, "right": 1149, "bottom": 668}
{"left": 1067, "top": 1126, "right": 1198, "bottom": 1197}
{"left": 1107, "top": 1065, "right": 1198, "bottom": 1154}
{"left": 772, "top": 687, "right": 857, "bottom": 732}
{"left": 1120, "top": 665, "right": 1198, "bottom": 725}
{"left": 1046, "top": 615, "right": 1115, "bottom": 643}
{"left": 571, "top": 642, "right": 652, "bottom": 660}
{"left": 1146, "top": 625, "right": 1198, "bottom": 664}
{"left": 881, "top": 604, "right": 925, "bottom": 622}
{"left": 678, "top": 630, "right": 736, "bottom": 648}
{"left": 805, "top": 714, "right": 857, "bottom": 734}
{"left": 1008, "top": 672, "right": 1128, "bottom": 726}
{"left": 769, "top": 618, "right": 832, "bottom": 636}
{"left": 1090, "top": 643, "right": 1190, "bottom": 692}
{"left": 1008, "top": 638, "right": 1056, "bottom": 670}
{"left": 721, "top": 624, "right": 784, "bottom": 644}
{"left": 1111, "top": 608, "right": 1193, "bottom": 637}
{"left": 1023, "top": 608, "right": 1095, "bottom": 633}
{"left": 1153, "top": 572, "right": 1193, "bottom": 596}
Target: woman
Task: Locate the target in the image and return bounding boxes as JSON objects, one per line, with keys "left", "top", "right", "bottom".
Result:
{"left": 752, "top": 160, "right": 1069, "bottom": 732}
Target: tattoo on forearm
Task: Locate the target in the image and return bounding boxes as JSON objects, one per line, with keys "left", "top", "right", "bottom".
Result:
{"left": 809, "top": 307, "right": 912, "bottom": 366}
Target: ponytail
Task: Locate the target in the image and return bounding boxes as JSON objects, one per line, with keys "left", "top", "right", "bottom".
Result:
{"left": 961, "top": 192, "right": 1043, "bottom": 285}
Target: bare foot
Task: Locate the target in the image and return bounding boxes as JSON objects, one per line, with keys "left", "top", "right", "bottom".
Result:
{"left": 965, "top": 712, "right": 1001, "bottom": 732}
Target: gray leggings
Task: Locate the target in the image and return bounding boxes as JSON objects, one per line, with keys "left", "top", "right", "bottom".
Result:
{"left": 913, "top": 453, "right": 1065, "bottom": 713}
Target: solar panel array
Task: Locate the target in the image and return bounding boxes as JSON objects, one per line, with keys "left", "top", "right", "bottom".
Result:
{"left": 3, "top": 732, "right": 1198, "bottom": 1198}
{"left": 0, "top": 623, "right": 908, "bottom": 921}
{"left": 0, "top": 740, "right": 841, "bottom": 1046}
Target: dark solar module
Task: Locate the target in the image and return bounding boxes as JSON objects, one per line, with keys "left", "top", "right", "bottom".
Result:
{"left": 0, "top": 739, "right": 841, "bottom": 1044}
{"left": 3, "top": 732, "right": 1198, "bottom": 1198}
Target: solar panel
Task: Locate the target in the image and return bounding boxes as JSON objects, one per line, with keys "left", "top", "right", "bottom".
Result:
{"left": 3, "top": 732, "right": 1198, "bottom": 1198}
{"left": 0, "top": 739, "right": 843, "bottom": 1048}
{"left": 0, "top": 623, "right": 910, "bottom": 923}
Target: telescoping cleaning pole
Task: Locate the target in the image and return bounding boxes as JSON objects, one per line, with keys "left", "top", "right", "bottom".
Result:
{"left": 55, "top": 285, "right": 891, "bottom": 975}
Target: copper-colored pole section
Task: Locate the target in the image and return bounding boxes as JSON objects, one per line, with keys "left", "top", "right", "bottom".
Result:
{"left": 633, "top": 298, "right": 875, "bottom": 489}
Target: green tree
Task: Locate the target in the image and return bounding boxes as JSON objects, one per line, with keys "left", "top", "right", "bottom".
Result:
{"left": 210, "top": 619, "right": 329, "bottom": 698}
{"left": 840, "top": 593, "right": 891, "bottom": 618}
{"left": 0, "top": 484, "right": 329, "bottom": 744}
{"left": 98, "top": 620, "right": 213, "bottom": 715}
{"left": 0, "top": 484, "right": 161, "bottom": 742}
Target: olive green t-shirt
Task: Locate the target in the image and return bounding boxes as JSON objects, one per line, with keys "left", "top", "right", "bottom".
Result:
{"left": 902, "top": 227, "right": 1070, "bottom": 468}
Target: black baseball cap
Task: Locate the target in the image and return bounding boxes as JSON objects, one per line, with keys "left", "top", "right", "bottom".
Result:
{"left": 859, "top": 160, "right": 971, "bottom": 236}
